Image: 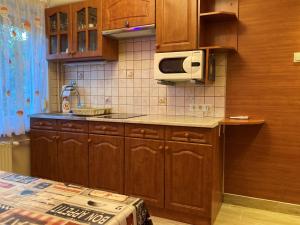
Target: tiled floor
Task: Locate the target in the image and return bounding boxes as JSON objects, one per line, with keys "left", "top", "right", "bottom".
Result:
{"left": 151, "top": 203, "right": 300, "bottom": 225}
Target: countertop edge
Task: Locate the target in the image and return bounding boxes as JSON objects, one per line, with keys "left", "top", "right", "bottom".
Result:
{"left": 30, "top": 114, "right": 222, "bottom": 128}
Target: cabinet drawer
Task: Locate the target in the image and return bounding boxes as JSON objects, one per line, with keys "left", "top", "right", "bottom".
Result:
{"left": 30, "top": 118, "right": 57, "bottom": 130}
{"left": 89, "top": 122, "right": 124, "bottom": 136}
{"left": 125, "top": 124, "right": 165, "bottom": 140}
{"left": 166, "top": 126, "right": 212, "bottom": 144}
{"left": 57, "top": 120, "right": 89, "bottom": 133}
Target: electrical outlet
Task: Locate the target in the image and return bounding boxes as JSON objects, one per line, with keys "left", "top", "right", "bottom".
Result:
{"left": 77, "top": 71, "right": 84, "bottom": 80}
{"left": 189, "top": 104, "right": 197, "bottom": 112}
{"left": 159, "top": 97, "right": 167, "bottom": 105}
{"left": 198, "top": 104, "right": 212, "bottom": 112}
{"left": 126, "top": 70, "right": 134, "bottom": 79}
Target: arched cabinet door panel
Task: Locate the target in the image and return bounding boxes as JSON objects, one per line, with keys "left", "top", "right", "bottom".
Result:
{"left": 125, "top": 138, "right": 164, "bottom": 208}
{"left": 30, "top": 129, "right": 58, "bottom": 181}
{"left": 57, "top": 132, "right": 89, "bottom": 186}
{"left": 102, "top": 0, "right": 155, "bottom": 30}
{"left": 89, "top": 135, "right": 124, "bottom": 194}
{"left": 165, "top": 141, "right": 212, "bottom": 217}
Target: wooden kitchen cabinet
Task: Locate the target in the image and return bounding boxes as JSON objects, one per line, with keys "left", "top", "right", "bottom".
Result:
{"left": 165, "top": 141, "right": 212, "bottom": 217}
{"left": 125, "top": 138, "right": 165, "bottom": 208}
{"left": 156, "top": 0, "right": 198, "bottom": 52}
{"left": 57, "top": 132, "right": 89, "bottom": 186}
{"left": 45, "top": 0, "right": 118, "bottom": 61}
{"left": 102, "top": 0, "right": 155, "bottom": 30}
{"left": 89, "top": 135, "right": 124, "bottom": 193}
{"left": 30, "top": 117, "right": 222, "bottom": 225}
{"left": 30, "top": 129, "right": 59, "bottom": 181}
{"left": 46, "top": 5, "right": 72, "bottom": 60}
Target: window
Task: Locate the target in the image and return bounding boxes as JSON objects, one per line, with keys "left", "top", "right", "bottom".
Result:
{"left": 0, "top": 0, "right": 48, "bottom": 136}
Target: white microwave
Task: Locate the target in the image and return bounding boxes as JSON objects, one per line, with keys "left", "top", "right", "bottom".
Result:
{"left": 154, "top": 50, "right": 205, "bottom": 82}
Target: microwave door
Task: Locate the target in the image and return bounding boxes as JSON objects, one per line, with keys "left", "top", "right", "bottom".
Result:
{"left": 191, "top": 51, "right": 205, "bottom": 81}
{"left": 157, "top": 57, "right": 192, "bottom": 80}
{"left": 183, "top": 56, "right": 193, "bottom": 77}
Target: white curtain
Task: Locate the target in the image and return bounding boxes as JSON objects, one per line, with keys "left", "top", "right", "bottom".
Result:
{"left": 0, "top": 0, "right": 48, "bottom": 136}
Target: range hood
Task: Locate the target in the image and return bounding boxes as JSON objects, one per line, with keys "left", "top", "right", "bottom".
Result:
{"left": 102, "top": 24, "right": 155, "bottom": 39}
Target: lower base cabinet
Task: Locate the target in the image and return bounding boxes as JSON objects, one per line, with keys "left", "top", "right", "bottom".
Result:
{"left": 30, "top": 129, "right": 58, "bottom": 181}
{"left": 30, "top": 118, "right": 222, "bottom": 225}
{"left": 58, "top": 132, "right": 89, "bottom": 186}
{"left": 165, "top": 141, "right": 212, "bottom": 216}
{"left": 89, "top": 135, "right": 124, "bottom": 193}
{"left": 125, "top": 138, "right": 165, "bottom": 208}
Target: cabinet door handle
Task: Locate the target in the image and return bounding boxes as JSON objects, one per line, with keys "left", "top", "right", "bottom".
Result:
{"left": 185, "top": 132, "right": 190, "bottom": 138}
{"left": 56, "top": 136, "right": 60, "bottom": 140}
{"left": 102, "top": 126, "right": 107, "bottom": 131}
{"left": 67, "top": 124, "right": 73, "bottom": 128}
{"left": 159, "top": 145, "right": 163, "bottom": 150}
{"left": 88, "top": 138, "right": 92, "bottom": 143}
{"left": 39, "top": 122, "right": 44, "bottom": 126}
{"left": 140, "top": 129, "right": 145, "bottom": 134}
{"left": 124, "top": 20, "right": 129, "bottom": 28}
{"left": 165, "top": 146, "right": 169, "bottom": 150}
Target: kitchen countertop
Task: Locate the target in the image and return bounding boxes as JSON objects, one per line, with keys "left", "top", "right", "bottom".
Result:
{"left": 31, "top": 113, "right": 223, "bottom": 128}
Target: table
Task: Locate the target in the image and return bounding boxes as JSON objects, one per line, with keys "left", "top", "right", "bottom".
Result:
{"left": 0, "top": 171, "right": 152, "bottom": 225}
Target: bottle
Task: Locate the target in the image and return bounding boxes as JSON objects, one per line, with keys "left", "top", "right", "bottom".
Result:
{"left": 62, "top": 97, "right": 71, "bottom": 113}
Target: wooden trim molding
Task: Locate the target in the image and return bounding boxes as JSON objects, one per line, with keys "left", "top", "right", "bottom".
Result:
{"left": 224, "top": 193, "right": 300, "bottom": 216}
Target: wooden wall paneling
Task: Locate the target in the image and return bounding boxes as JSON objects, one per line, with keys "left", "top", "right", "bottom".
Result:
{"left": 225, "top": 0, "right": 300, "bottom": 204}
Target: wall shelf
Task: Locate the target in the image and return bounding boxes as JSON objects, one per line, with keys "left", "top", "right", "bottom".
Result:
{"left": 199, "top": 0, "right": 239, "bottom": 51}
{"left": 200, "top": 46, "right": 237, "bottom": 53}
{"left": 200, "top": 11, "right": 237, "bottom": 22}
{"left": 220, "top": 119, "right": 265, "bottom": 126}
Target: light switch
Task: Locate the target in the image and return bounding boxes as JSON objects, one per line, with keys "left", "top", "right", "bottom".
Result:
{"left": 294, "top": 52, "right": 300, "bottom": 63}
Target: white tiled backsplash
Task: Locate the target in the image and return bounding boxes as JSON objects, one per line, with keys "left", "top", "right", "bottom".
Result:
{"left": 49, "top": 36, "right": 227, "bottom": 118}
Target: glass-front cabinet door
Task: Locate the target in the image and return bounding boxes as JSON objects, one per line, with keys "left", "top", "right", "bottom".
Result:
{"left": 46, "top": 5, "right": 72, "bottom": 60}
{"left": 72, "top": 0, "right": 102, "bottom": 58}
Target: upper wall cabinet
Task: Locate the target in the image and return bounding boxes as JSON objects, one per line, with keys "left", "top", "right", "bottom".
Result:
{"left": 156, "top": 0, "right": 239, "bottom": 53}
{"left": 156, "top": 0, "right": 198, "bottom": 52}
{"left": 102, "top": 0, "right": 155, "bottom": 30}
{"left": 45, "top": 0, "right": 118, "bottom": 61}
{"left": 46, "top": 5, "right": 72, "bottom": 60}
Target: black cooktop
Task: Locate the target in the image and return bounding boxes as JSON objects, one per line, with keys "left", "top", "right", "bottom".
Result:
{"left": 98, "top": 113, "right": 146, "bottom": 119}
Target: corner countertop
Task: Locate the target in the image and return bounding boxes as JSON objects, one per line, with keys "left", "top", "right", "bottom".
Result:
{"left": 31, "top": 113, "right": 223, "bottom": 128}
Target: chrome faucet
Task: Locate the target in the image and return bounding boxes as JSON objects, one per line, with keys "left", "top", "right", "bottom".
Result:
{"left": 60, "top": 81, "right": 82, "bottom": 110}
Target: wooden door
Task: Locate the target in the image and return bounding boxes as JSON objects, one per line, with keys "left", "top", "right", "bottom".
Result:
{"left": 165, "top": 141, "right": 212, "bottom": 216}
{"left": 125, "top": 138, "right": 164, "bottom": 208}
{"left": 89, "top": 135, "right": 124, "bottom": 194}
{"left": 102, "top": 0, "right": 155, "bottom": 30}
{"left": 156, "top": 0, "right": 198, "bottom": 52}
{"left": 71, "top": 0, "right": 103, "bottom": 58}
{"left": 46, "top": 5, "right": 72, "bottom": 60}
{"left": 57, "top": 132, "right": 89, "bottom": 186}
{"left": 30, "top": 130, "right": 58, "bottom": 181}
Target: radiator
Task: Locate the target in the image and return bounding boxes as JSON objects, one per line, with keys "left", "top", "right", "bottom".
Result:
{"left": 0, "top": 142, "right": 13, "bottom": 172}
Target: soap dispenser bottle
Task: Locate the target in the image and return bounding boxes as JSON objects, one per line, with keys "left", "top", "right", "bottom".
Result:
{"left": 62, "top": 97, "right": 71, "bottom": 113}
